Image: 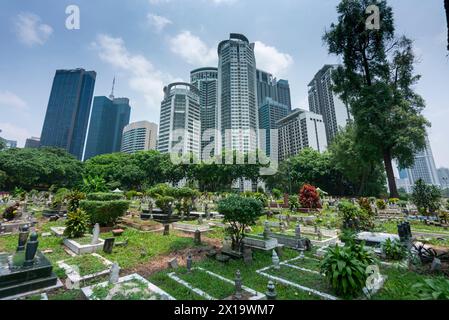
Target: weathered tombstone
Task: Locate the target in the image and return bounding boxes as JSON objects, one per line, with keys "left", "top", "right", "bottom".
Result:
{"left": 295, "top": 224, "right": 301, "bottom": 239}
{"left": 263, "top": 221, "right": 271, "bottom": 240}
{"left": 198, "top": 215, "right": 203, "bottom": 225}
{"left": 272, "top": 250, "right": 280, "bottom": 270}
{"left": 109, "top": 263, "right": 120, "bottom": 284}
{"left": 194, "top": 230, "right": 202, "bottom": 245}
{"left": 243, "top": 247, "right": 253, "bottom": 265}
{"left": 186, "top": 254, "right": 193, "bottom": 273}
{"left": 163, "top": 224, "right": 170, "bottom": 236}
{"left": 23, "top": 232, "right": 39, "bottom": 267}
{"left": 103, "top": 238, "right": 115, "bottom": 254}
{"left": 234, "top": 270, "right": 243, "bottom": 300}
{"left": 431, "top": 258, "right": 442, "bottom": 272}
{"left": 168, "top": 258, "right": 178, "bottom": 269}
{"left": 91, "top": 223, "right": 100, "bottom": 245}
{"left": 317, "top": 229, "right": 323, "bottom": 241}
{"left": 275, "top": 246, "right": 283, "bottom": 258}
{"left": 17, "top": 225, "right": 30, "bottom": 252}
{"left": 205, "top": 203, "right": 209, "bottom": 219}
{"left": 299, "top": 250, "right": 305, "bottom": 260}
{"left": 266, "top": 281, "right": 277, "bottom": 300}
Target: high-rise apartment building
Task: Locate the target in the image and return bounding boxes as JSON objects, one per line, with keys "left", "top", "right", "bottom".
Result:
{"left": 277, "top": 109, "right": 327, "bottom": 162}
{"left": 84, "top": 96, "right": 131, "bottom": 160}
{"left": 190, "top": 67, "right": 218, "bottom": 157}
{"left": 308, "top": 65, "right": 351, "bottom": 143}
{"left": 157, "top": 83, "right": 201, "bottom": 158}
{"left": 258, "top": 97, "right": 290, "bottom": 158}
{"left": 121, "top": 121, "right": 158, "bottom": 154}
{"left": 40, "top": 68, "right": 96, "bottom": 160}
{"left": 24, "top": 137, "right": 40, "bottom": 149}
{"left": 256, "top": 70, "right": 278, "bottom": 107}
{"left": 218, "top": 33, "right": 259, "bottom": 153}
{"left": 276, "top": 79, "right": 292, "bottom": 111}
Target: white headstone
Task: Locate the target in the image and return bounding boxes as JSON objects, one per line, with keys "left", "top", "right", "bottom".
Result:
{"left": 91, "top": 223, "right": 100, "bottom": 245}
{"left": 272, "top": 250, "right": 280, "bottom": 270}
{"left": 109, "top": 263, "right": 120, "bottom": 284}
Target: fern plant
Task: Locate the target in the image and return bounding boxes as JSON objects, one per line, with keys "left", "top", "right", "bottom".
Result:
{"left": 64, "top": 209, "right": 90, "bottom": 239}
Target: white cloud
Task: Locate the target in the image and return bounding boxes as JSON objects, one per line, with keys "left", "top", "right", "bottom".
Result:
{"left": 14, "top": 13, "right": 53, "bottom": 47}
{"left": 0, "top": 91, "right": 28, "bottom": 111}
{"left": 147, "top": 13, "right": 172, "bottom": 32}
{"left": 0, "top": 123, "right": 32, "bottom": 148}
{"left": 91, "top": 34, "right": 173, "bottom": 111}
{"left": 254, "top": 41, "right": 294, "bottom": 78}
{"left": 169, "top": 31, "right": 217, "bottom": 66}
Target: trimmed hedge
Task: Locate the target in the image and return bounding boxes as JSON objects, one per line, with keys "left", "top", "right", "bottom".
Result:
{"left": 80, "top": 200, "right": 129, "bottom": 227}
{"left": 86, "top": 192, "right": 124, "bottom": 201}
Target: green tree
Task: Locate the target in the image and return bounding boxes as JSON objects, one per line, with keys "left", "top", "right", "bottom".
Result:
{"left": 411, "top": 179, "right": 442, "bottom": 216}
{"left": 0, "top": 139, "right": 5, "bottom": 151}
{"left": 82, "top": 175, "right": 108, "bottom": 193}
{"left": 324, "top": 0, "right": 429, "bottom": 198}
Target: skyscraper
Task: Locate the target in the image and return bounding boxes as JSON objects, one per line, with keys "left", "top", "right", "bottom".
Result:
{"left": 276, "top": 79, "right": 292, "bottom": 111}
{"left": 84, "top": 96, "right": 131, "bottom": 160}
{"left": 40, "top": 68, "right": 96, "bottom": 160}
{"left": 24, "top": 137, "right": 40, "bottom": 149}
{"left": 218, "top": 33, "right": 259, "bottom": 153}
{"left": 438, "top": 168, "right": 449, "bottom": 189}
{"left": 190, "top": 67, "right": 218, "bottom": 157}
{"left": 308, "top": 65, "right": 351, "bottom": 143}
{"left": 121, "top": 121, "right": 158, "bottom": 154}
{"left": 277, "top": 109, "right": 327, "bottom": 162}
{"left": 256, "top": 69, "right": 278, "bottom": 107}
{"left": 157, "top": 83, "right": 201, "bottom": 158}
{"left": 258, "top": 97, "right": 289, "bottom": 157}
{"left": 400, "top": 136, "right": 440, "bottom": 187}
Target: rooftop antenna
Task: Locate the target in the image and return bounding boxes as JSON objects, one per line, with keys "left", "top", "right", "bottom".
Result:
{"left": 109, "top": 77, "right": 116, "bottom": 100}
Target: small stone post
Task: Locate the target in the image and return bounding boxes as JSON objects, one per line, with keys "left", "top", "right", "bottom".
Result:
{"left": 234, "top": 270, "right": 243, "bottom": 300}
{"left": 272, "top": 250, "right": 280, "bottom": 270}
{"left": 266, "top": 281, "right": 277, "bottom": 300}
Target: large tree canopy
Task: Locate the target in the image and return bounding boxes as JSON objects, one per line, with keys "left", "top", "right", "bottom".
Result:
{"left": 324, "top": 0, "right": 429, "bottom": 197}
{"left": 0, "top": 147, "right": 84, "bottom": 190}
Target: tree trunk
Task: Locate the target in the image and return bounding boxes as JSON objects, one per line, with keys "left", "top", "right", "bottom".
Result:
{"left": 383, "top": 149, "right": 399, "bottom": 198}
{"left": 445, "top": 0, "right": 449, "bottom": 52}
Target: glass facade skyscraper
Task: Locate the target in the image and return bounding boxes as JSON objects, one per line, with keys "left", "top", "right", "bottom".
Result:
{"left": 84, "top": 96, "right": 131, "bottom": 160}
{"left": 218, "top": 33, "right": 259, "bottom": 153}
{"left": 191, "top": 67, "right": 218, "bottom": 157}
{"left": 277, "top": 79, "right": 292, "bottom": 111}
{"left": 40, "top": 68, "right": 96, "bottom": 160}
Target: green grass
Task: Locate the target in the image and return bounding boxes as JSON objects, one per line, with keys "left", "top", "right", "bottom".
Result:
{"left": 177, "top": 269, "right": 236, "bottom": 299}
{"left": 380, "top": 220, "right": 449, "bottom": 236}
{"left": 149, "top": 272, "right": 206, "bottom": 300}
{"left": 289, "top": 256, "right": 322, "bottom": 272}
{"left": 62, "top": 254, "right": 108, "bottom": 276}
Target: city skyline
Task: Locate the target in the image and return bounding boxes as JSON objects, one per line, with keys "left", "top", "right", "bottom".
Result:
{"left": 1, "top": 0, "right": 448, "bottom": 167}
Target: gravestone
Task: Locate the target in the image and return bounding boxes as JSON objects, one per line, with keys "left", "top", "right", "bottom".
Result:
{"left": 91, "top": 224, "right": 100, "bottom": 245}
{"left": 109, "top": 263, "right": 120, "bottom": 284}
{"left": 194, "top": 230, "right": 201, "bottom": 245}
{"left": 431, "top": 258, "right": 442, "bottom": 272}
{"left": 163, "top": 224, "right": 170, "bottom": 236}
{"left": 295, "top": 224, "right": 301, "bottom": 239}
{"left": 186, "top": 254, "right": 193, "bottom": 273}
{"left": 17, "top": 226, "right": 30, "bottom": 252}
{"left": 263, "top": 222, "right": 271, "bottom": 240}
{"left": 168, "top": 258, "right": 178, "bottom": 269}
{"left": 243, "top": 247, "right": 253, "bottom": 265}
{"left": 103, "top": 238, "right": 115, "bottom": 254}
{"left": 234, "top": 270, "right": 243, "bottom": 300}
{"left": 272, "top": 250, "right": 280, "bottom": 270}
{"left": 266, "top": 281, "right": 277, "bottom": 300}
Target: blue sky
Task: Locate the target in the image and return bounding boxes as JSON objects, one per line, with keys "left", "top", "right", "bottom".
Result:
{"left": 1, "top": 0, "right": 448, "bottom": 169}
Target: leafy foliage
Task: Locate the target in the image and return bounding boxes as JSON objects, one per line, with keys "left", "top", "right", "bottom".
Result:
{"left": 218, "top": 195, "right": 263, "bottom": 251}
{"left": 412, "top": 278, "right": 449, "bottom": 300}
{"left": 338, "top": 200, "right": 374, "bottom": 231}
{"left": 64, "top": 209, "right": 90, "bottom": 239}
{"left": 2, "top": 203, "right": 20, "bottom": 221}
{"left": 299, "top": 184, "right": 321, "bottom": 209}
{"left": 65, "top": 191, "right": 86, "bottom": 212}
{"left": 382, "top": 238, "right": 407, "bottom": 261}
{"left": 86, "top": 192, "right": 124, "bottom": 201}
{"left": 411, "top": 179, "right": 442, "bottom": 215}
{"left": 376, "top": 199, "right": 387, "bottom": 210}
{"left": 82, "top": 175, "right": 108, "bottom": 194}
{"left": 80, "top": 200, "right": 129, "bottom": 227}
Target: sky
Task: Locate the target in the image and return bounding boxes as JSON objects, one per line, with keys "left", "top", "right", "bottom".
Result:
{"left": 0, "top": 0, "right": 448, "bottom": 169}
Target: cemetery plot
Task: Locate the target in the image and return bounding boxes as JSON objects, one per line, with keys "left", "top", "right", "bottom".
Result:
{"left": 119, "top": 216, "right": 163, "bottom": 232}
{"left": 57, "top": 253, "right": 113, "bottom": 289}
{"left": 168, "top": 267, "right": 265, "bottom": 300}
{"left": 82, "top": 274, "right": 175, "bottom": 300}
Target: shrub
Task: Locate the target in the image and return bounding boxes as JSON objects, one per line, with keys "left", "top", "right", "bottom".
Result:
{"left": 147, "top": 184, "right": 177, "bottom": 215}
{"left": 86, "top": 192, "right": 123, "bottom": 201}
{"left": 376, "top": 199, "right": 387, "bottom": 210}
{"left": 358, "top": 198, "right": 373, "bottom": 215}
{"left": 382, "top": 238, "right": 407, "bottom": 261}
{"left": 411, "top": 179, "right": 442, "bottom": 215}
{"left": 320, "top": 244, "right": 375, "bottom": 298}
{"left": 218, "top": 195, "right": 263, "bottom": 251}
{"left": 446, "top": 199, "right": 449, "bottom": 211}
{"left": 389, "top": 198, "right": 400, "bottom": 205}
{"left": 271, "top": 188, "right": 282, "bottom": 200}
{"left": 299, "top": 184, "right": 321, "bottom": 209}
{"left": 412, "top": 278, "right": 449, "bottom": 300}
{"left": 339, "top": 201, "right": 374, "bottom": 231}
{"left": 82, "top": 175, "right": 108, "bottom": 193}
{"left": 243, "top": 192, "right": 268, "bottom": 207}
{"left": 80, "top": 200, "right": 129, "bottom": 227}
{"left": 65, "top": 190, "right": 86, "bottom": 212}
{"left": 2, "top": 203, "right": 20, "bottom": 221}
{"left": 64, "top": 209, "right": 90, "bottom": 239}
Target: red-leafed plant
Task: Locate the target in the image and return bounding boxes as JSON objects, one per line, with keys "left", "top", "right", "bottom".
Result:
{"left": 299, "top": 184, "right": 321, "bottom": 209}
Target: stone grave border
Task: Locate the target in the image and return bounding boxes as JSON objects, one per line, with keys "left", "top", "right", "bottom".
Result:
{"left": 0, "top": 279, "right": 63, "bottom": 301}
{"left": 172, "top": 222, "right": 210, "bottom": 233}
{"left": 168, "top": 267, "right": 266, "bottom": 300}
{"left": 81, "top": 273, "right": 176, "bottom": 300}
{"left": 57, "top": 253, "right": 114, "bottom": 289}
{"left": 63, "top": 236, "right": 105, "bottom": 255}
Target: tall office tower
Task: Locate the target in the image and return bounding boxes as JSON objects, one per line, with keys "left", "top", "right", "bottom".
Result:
{"left": 400, "top": 136, "right": 440, "bottom": 187}
{"left": 157, "top": 83, "right": 201, "bottom": 158}
{"left": 256, "top": 69, "right": 278, "bottom": 107}
{"left": 121, "top": 121, "right": 158, "bottom": 154}
{"left": 277, "top": 109, "right": 327, "bottom": 162}
{"left": 258, "top": 97, "right": 289, "bottom": 158}
{"left": 438, "top": 168, "right": 449, "bottom": 189}
{"left": 190, "top": 67, "right": 218, "bottom": 157}
{"left": 84, "top": 95, "right": 131, "bottom": 160}
{"left": 308, "top": 65, "right": 351, "bottom": 143}
{"left": 40, "top": 68, "right": 96, "bottom": 160}
{"left": 218, "top": 33, "right": 259, "bottom": 154}
{"left": 276, "top": 79, "right": 292, "bottom": 111}
{"left": 24, "top": 137, "right": 40, "bottom": 149}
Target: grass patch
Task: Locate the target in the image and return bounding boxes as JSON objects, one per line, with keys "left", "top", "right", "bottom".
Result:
{"left": 63, "top": 254, "right": 108, "bottom": 276}
{"left": 177, "top": 269, "right": 236, "bottom": 299}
